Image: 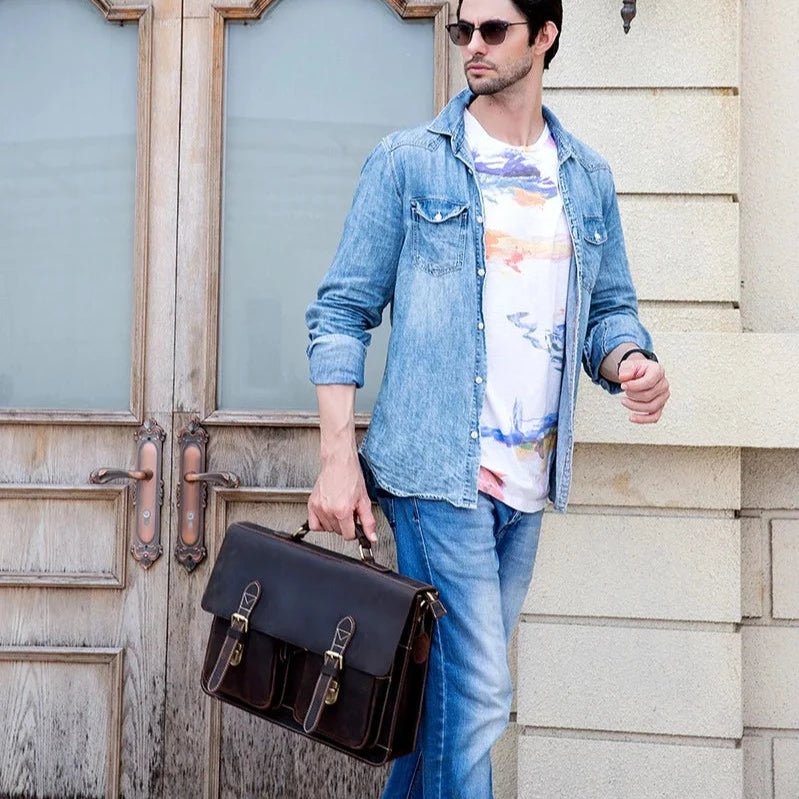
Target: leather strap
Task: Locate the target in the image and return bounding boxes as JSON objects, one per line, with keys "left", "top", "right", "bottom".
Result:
{"left": 302, "top": 616, "right": 356, "bottom": 734}
{"left": 207, "top": 580, "right": 261, "bottom": 693}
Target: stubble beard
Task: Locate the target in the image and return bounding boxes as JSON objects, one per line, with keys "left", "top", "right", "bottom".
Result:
{"left": 466, "top": 54, "right": 534, "bottom": 96}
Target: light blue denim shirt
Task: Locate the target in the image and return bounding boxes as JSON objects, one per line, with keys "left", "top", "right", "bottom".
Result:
{"left": 306, "top": 89, "right": 652, "bottom": 512}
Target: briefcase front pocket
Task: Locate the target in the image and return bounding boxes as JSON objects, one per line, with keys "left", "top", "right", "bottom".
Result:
{"left": 287, "top": 648, "right": 388, "bottom": 750}
{"left": 201, "top": 615, "right": 285, "bottom": 710}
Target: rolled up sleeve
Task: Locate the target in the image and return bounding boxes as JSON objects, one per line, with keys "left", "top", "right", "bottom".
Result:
{"left": 305, "top": 140, "right": 404, "bottom": 388}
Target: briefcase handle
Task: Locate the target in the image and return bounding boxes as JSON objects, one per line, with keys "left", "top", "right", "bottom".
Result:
{"left": 292, "top": 521, "right": 377, "bottom": 566}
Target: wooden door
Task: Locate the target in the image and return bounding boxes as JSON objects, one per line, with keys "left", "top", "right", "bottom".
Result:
{"left": 0, "top": 1, "right": 181, "bottom": 796}
{"left": 163, "top": 1, "right": 448, "bottom": 796}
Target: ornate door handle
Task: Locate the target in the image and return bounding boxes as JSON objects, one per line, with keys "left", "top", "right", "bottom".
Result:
{"left": 89, "top": 468, "right": 153, "bottom": 483}
{"left": 176, "top": 419, "right": 240, "bottom": 572}
{"left": 88, "top": 419, "right": 165, "bottom": 569}
{"left": 184, "top": 471, "right": 239, "bottom": 488}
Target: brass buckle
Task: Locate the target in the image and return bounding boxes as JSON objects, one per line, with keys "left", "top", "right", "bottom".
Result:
{"left": 324, "top": 649, "right": 343, "bottom": 669}
{"left": 231, "top": 612, "right": 249, "bottom": 632}
{"left": 230, "top": 643, "right": 244, "bottom": 667}
{"left": 324, "top": 679, "right": 340, "bottom": 706}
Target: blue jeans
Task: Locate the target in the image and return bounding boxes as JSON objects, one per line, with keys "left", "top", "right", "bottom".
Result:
{"left": 372, "top": 485, "right": 543, "bottom": 799}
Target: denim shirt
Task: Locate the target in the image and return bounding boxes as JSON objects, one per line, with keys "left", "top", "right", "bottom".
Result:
{"left": 306, "top": 89, "right": 652, "bottom": 512}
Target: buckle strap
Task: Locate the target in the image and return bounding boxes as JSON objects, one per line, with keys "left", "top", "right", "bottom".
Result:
{"left": 208, "top": 580, "right": 261, "bottom": 693}
{"left": 302, "top": 616, "right": 356, "bottom": 734}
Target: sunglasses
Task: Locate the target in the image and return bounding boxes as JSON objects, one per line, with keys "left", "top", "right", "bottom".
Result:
{"left": 446, "top": 19, "right": 528, "bottom": 46}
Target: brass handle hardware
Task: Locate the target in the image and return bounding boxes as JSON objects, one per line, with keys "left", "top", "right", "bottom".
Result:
{"left": 89, "top": 468, "right": 153, "bottom": 484}
{"left": 175, "top": 419, "right": 239, "bottom": 573}
{"left": 88, "top": 419, "right": 165, "bottom": 569}
{"left": 184, "top": 471, "right": 240, "bottom": 488}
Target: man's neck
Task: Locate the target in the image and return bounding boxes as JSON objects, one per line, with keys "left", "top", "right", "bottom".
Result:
{"left": 467, "top": 81, "right": 545, "bottom": 147}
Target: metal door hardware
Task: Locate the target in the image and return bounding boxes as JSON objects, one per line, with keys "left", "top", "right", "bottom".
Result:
{"left": 176, "top": 418, "right": 240, "bottom": 572}
{"left": 89, "top": 418, "right": 165, "bottom": 569}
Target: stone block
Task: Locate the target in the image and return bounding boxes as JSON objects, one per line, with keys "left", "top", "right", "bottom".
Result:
{"left": 547, "top": 90, "right": 738, "bottom": 194}
{"left": 517, "top": 735, "right": 742, "bottom": 799}
{"left": 569, "top": 445, "right": 740, "bottom": 510}
{"left": 741, "top": 0, "right": 799, "bottom": 334}
{"left": 575, "top": 333, "right": 799, "bottom": 449}
{"left": 742, "top": 451, "right": 799, "bottom": 510}
{"left": 743, "top": 736, "right": 768, "bottom": 799}
{"left": 525, "top": 514, "right": 740, "bottom": 623}
{"left": 743, "top": 627, "right": 799, "bottom": 728}
{"left": 517, "top": 623, "right": 742, "bottom": 738}
{"left": 741, "top": 517, "right": 764, "bottom": 619}
{"left": 774, "top": 738, "right": 799, "bottom": 799}
{"left": 619, "top": 196, "right": 739, "bottom": 303}
{"left": 771, "top": 519, "right": 799, "bottom": 619}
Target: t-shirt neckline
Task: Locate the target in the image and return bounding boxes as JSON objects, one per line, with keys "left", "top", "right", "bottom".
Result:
{"left": 464, "top": 108, "right": 550, "bottom": 153}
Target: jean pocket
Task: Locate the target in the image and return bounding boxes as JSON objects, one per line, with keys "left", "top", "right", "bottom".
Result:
{"left": 411, "top": 197, "right": 469, "bottom": 276}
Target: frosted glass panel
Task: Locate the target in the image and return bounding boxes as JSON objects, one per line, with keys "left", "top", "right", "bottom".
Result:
{"left": 0, "top": 0, "right": 138, "bottom": 410}
{"left": 219, "top": 0, "right": 434, "bottom": 412}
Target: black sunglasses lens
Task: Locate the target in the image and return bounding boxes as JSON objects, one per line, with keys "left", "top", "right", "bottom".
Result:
{"left": 448, "top": 22, "right": 474, "bottom": 45}
{"left": 480, "top": 21, "right": 508, "bottom": 45}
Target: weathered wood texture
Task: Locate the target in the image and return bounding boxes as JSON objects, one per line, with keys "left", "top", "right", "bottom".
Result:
{"left": 0, "top": 648, "right": 123, "bottom": 799}
{"left": 0, "top": 486, "right": 127, "bottom": 587}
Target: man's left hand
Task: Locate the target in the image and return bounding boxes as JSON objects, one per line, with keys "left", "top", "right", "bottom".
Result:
{"left": 618, "top": 358, "right": 670, "bottom": 424}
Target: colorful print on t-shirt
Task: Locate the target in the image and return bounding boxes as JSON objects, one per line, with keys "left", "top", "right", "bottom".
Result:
{"left": 465, "top": 109, "right": 572, "bottom": 512}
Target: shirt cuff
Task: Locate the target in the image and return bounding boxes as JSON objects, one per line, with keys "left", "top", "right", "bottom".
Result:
{"left": 584, "top": 317, "right": 653, "bottom": 394}
{"left": 307, "top": 333, "right": 367, "bottom": 388}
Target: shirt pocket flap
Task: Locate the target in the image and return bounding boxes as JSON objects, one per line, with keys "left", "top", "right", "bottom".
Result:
{"left": 582, "top": 216, "right": 607, "bottom": 246}
{"left": 411, "top": 198, "right": 468, "bottom": 224}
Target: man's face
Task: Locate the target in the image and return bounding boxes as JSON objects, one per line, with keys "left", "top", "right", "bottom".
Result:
{"left": 456, "top": 0, "right": 534, "bottom": 96}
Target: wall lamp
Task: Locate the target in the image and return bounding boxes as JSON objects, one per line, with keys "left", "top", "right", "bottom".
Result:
{"left": 621, "top": 0, "right": 637, "bottom": 33}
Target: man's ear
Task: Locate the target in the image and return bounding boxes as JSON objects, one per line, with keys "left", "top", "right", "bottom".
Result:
{"left": 534, "top": 20, "right": 559, "bottom": 57}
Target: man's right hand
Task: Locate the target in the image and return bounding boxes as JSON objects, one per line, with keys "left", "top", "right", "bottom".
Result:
{"left": 307, "top": 452, "right": 377, "bottom": 542}
{"left": 308, "top": 384, "right": 377, "bottom": 542}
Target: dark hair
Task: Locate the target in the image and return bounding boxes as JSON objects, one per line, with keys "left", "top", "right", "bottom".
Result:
{"left": 456, "top": 0, "right": 562, "bottom": 69}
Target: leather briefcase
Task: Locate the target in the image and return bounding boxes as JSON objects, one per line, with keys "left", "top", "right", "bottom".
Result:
{"left": 200, "top": 520, "right": 446, "bottom": 765}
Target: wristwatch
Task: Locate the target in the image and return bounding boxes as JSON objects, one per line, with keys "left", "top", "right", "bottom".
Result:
{"left": 617, "top": 347, "right": 658, "bottom": 377}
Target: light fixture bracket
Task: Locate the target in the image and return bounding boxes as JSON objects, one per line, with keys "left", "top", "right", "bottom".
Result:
{"left": 621, "top": 0, "right": 637, "bottom": 33}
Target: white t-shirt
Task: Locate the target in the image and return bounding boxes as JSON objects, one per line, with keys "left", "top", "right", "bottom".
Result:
{"left": 465, "top": 109, "right": 572, "bottom": 512}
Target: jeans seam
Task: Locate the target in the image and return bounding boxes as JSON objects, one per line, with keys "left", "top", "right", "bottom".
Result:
{"left": 403, "top": 750, "right": 423, "bottom": 799}
{"left": 494, "top": 509, "right": 522, "bottom": 544}
{"left": 410, "top": 498, "right": 447, "bottom": 799}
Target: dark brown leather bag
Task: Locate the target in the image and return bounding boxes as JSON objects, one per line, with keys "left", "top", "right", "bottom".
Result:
{"left": 200, "top": 520, "right": 445, "bottom": 765}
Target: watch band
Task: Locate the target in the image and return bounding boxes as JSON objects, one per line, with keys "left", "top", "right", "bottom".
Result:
{"left": 617, "top": 347, "right": 658, "bottom": 377}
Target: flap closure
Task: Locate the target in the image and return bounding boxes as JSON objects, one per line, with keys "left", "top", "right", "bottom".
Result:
{"left": 411, "top": 197, "right": 468, "bottom": 224}
{"left": 201, "top": 522, "right": 434, "bottom": 678}
{"left": 583, "top": 216, "right": 607, "bottom": 245}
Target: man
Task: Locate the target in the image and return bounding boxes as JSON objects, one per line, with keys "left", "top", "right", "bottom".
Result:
{"left": 305, "top": 0, "right": 670, "bottom": 796}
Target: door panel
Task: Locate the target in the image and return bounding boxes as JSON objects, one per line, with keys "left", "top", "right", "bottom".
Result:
{"left": 167, "top": 1, "right": 448, "bottom": 795}
{"left": 0, "top": 0, "right": 181, "bottom": 796}
{"left": 0, "top": 0, "right": 138, "bottom": 412}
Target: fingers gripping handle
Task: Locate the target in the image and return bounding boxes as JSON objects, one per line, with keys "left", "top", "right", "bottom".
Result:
{"left": 292, "top": 521, "right": 375, "bottom": 564}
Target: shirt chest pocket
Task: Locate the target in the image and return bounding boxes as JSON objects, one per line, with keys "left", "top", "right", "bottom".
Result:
{"left": 410, "top": 198, "right": 469, "bottom": 276}
{"left": 580, "top": 216, "right": 607, "bottom": 291}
